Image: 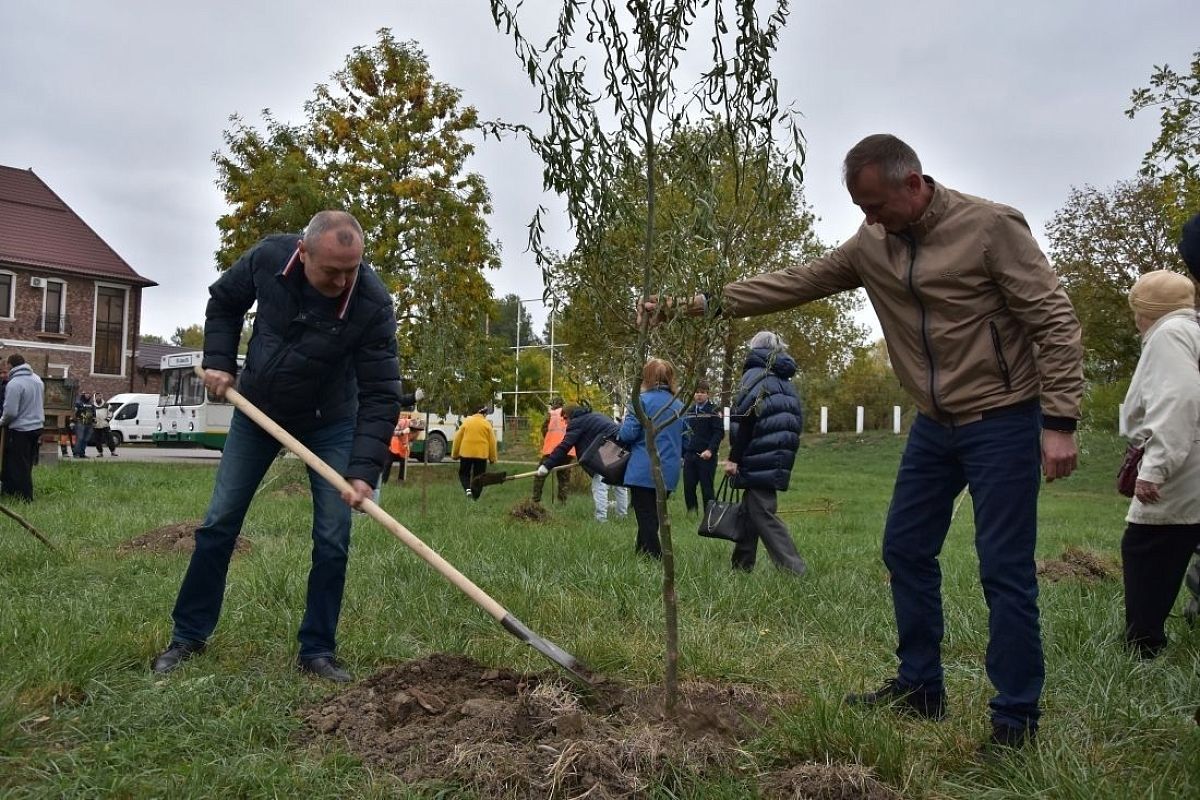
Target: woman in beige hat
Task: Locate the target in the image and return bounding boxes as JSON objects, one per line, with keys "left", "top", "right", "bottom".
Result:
{"left": 1119, "top": 269, "right": 1200, "bottom": 657}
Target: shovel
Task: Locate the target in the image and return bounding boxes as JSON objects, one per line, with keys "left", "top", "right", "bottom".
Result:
{"left": 197, "top": 366, "right": 593, "bottom": 686}
{"left": 472, "top": 462, "right": 576, "bottom": 494}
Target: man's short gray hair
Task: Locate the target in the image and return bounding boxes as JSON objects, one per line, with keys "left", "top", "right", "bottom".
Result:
{"left": 304, "top": 210, "right": 364, "bottom": 251}
{"left": 749, "top": 330, "right": 785, "bottom": 351}
{"left": 843, "top": 134, "right": 922, "bottom": 187}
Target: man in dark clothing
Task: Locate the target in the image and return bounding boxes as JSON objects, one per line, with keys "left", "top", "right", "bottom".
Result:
{"left": 152, "top": 210, "right": 402, "bottom": 683}
{"left": 1174, "top": 212, "right": 1200, "bottom": 651}
{"left": 71, "top": 393, "right": 96, "bottom": 459}
{"left": 725, "top": 333, "right": 806, "bottom": 575}
{"left": 682, "top": 381, "right": 723, "bottom": 515}
{"left": 1179, "top": 212, "right": 1200, "bottom": 280}
{"left": 0, "top": 354, "right": 45, "bottom": 501}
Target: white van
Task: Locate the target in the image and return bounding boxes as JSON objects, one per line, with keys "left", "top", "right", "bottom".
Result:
{"left": 104, "top": 393, "right": 160, "bottom": 446}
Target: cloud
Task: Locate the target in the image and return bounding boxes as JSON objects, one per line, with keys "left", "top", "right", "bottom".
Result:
{"left": 1, "top": 0, "right": 1195, "bottom": 340}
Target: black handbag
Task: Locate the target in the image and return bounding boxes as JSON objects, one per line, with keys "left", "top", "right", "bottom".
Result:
{"left": 579, "top": 435, "right": 631, "bottom": 485}
{"left": 698, "top": 476, "right": 743, "bottom": 542}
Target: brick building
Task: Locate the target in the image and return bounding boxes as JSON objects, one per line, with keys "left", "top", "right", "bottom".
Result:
{"left": 0, "top": 165, "right": 157, "bottom": 400}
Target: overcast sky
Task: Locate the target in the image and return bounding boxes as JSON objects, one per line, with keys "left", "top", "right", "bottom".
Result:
{"left": 1, "top": 1, "right": 1195, "bottom": 340}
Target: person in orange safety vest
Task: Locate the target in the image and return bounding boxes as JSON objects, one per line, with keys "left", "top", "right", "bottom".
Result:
{"left": 382, "top": 415, "right": 416, "bottom": 483}
{"left": 532, "top": 398, "right": 574, "bottom": 505}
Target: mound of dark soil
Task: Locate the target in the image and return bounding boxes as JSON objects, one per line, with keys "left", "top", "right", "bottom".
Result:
{"left": 1037, "top": 545, "right": 1119, "bottom": 583}
{"left": 509, "top": 499, "right": 550, "bottom": 522}
{"left": 117, "top": 522, "right": 251, "bottom": 556}
{"left": 300, "top": 653, "right": 898, "bottom": 799}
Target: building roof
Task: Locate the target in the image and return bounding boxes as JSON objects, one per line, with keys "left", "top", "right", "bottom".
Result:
{"left": 0, "top": 165, "right": 157, "bottom": 287}
{"left": 135, "top": 343, "right": 196, "bottom": 371}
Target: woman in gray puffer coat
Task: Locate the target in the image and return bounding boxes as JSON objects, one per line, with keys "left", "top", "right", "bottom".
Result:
{"left": 724, "top": 331, "right": 806, "bottom": 575}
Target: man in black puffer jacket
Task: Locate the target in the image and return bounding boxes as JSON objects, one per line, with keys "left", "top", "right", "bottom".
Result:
{"left": 725, "top": 331, "right": 806, "bottom": 575}
{"left": 152, "top": 210, "right": 401, "bottom": 683}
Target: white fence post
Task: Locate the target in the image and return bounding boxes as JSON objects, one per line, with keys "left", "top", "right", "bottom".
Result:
{"left": 856, "top": 406, "right": 864, "bottom": 434}
{"left": 893, "top": 405, "right": 901, "bottom": 434}
{"left": 820, "top": 406, "right": 828, "bottom": 435}
{"left": 1118, "top": 403, "right": 1125, "bottom": 436}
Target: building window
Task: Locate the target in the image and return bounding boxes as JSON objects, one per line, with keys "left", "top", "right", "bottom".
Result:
{"left": 0, "top": 272, "right": 13, "bottom": 319}
{"left": 43, "top": 280, "right": 66, "bottom": 333}
{"left": 95, "top": 286, "right": 126, "bottom": 375}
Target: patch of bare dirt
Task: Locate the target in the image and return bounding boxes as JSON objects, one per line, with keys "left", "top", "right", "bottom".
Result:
{"left": 117, "top": 521, "right": 251, "bottom": 556}
{"left": 758, "top": 762, "right": 902, "bottom": 800}
{"left": 1037, "top": 545, "right": 1119, "bottom": 583}
{"left": 301, "top": 652, "right": 881, "bottom": 798}
{"left": 509, "top": 499, "right": 550, "bottom": 522}
{"left": 270, "top": 481, "right": 309, "bottom": 497}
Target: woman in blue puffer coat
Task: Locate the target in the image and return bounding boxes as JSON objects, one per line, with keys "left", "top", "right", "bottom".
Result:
{"left": 618, "top": 358, "right": 685, "bottom": 558}
{"left": 725, "top": 331, "right": 807, "bottom": 575}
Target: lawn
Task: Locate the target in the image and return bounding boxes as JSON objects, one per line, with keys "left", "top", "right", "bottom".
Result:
{"left": 0, "top": 430, "right": 1196, "bottom": 798}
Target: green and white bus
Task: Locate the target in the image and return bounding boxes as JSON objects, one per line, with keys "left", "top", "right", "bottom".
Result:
{"left": 152, "top": 351, "right": 235, "bottom": 450}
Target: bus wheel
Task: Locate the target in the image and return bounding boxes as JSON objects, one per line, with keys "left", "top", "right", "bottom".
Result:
{"left": 423, "top": 432, "right": 447, "bottom": 463}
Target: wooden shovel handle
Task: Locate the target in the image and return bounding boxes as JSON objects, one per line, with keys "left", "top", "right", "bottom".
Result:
{"left": 511, "top": 462, "right": 576, "bottom": 481}
{"left": 199, "top": 366, "right": 509, "bottom": 622}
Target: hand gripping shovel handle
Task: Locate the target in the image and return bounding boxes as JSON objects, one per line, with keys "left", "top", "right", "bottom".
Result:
{"left": 198, "top": 367, "right": 592, "bottom": 685}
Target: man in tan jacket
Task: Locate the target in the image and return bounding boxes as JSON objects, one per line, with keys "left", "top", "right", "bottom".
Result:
{"left": 645, "top": 134, "right": 1084, "bottom": 752}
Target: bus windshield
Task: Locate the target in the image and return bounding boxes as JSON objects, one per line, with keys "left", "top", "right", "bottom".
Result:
{"left": 160, "top": 366, "right": 206, "bottom": 406}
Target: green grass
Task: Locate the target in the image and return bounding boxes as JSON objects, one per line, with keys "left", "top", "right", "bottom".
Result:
{"left": 0, "top": 431, "right": 1197, "bottom": 798}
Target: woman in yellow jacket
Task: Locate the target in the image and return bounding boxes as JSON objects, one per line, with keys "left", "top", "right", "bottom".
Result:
{"left": 452, "top": 407, "right": 498, "bottom": 500}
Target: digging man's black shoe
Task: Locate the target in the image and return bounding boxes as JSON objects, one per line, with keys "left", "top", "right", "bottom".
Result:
{"left": 846, "top": 677, "right": 948, "bottom": 720}
{"left": 977, "top": 722, "right": 1036, "bottom": 760}
{"left": 151, "top": 640, "right": 206, "bottom": 674}
{"left": 297, "top": 656, "right": 352, "bottom": 683}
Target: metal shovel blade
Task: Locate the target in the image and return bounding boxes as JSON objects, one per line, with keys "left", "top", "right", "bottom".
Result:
{"left": 472, "top": 470, "right": 508, "bottom": 492}
{"left": 501, "top": 614, "right": 593, "bottom": 686}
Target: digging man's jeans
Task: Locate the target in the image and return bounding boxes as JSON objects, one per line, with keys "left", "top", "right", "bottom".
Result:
{"left": 169, "top": 410, "right": 355, "bottom": 660}
{"left": 882, "top": 401, "right": 1044, "bottom": 732}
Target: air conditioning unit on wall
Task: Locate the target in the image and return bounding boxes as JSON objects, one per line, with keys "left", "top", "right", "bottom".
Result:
{"left": 29, "top": 276, "right": 44, "bottom": 288}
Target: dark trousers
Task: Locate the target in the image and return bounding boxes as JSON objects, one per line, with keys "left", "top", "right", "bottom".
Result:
{"left": 94, "top": 427, "right": 117, "bottom": 455}
{"left": 732, "top": 487, "right": 806, "bottom": 574}
{"left": 682, "top": 452, "right": 717, "bottom": 512}
{"left": 1121, "top": 521, "right": 1200, "bottom": 657}
{"left": 459, "top": 458, "right": 488, "bottom": 497}
{"left": 380, "top": 454, "right": 406, "bottom": 483}
{"left": 532, "top": 457, "right": 573, "bottom": 503}
{"left": 629, "top": 486, "right": 665, "bottom": 557}
{"left": 1, "top": 428, "right": 42, "bottom": 501}
{"left": 883, "top": 403, "right": 1043, "bottom": 730}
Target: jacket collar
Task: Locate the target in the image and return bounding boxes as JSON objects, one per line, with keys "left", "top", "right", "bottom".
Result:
{"left": 744, "top": 347, "right": 797, "bottom": 379}
{"left": 1143, "top": 308, "right": 1199, "bottom": 342}
{"left": 278, "top": 243, "right": 359, "bottom": 321}
{"left": 906, "top": 176, "right": 948, "bottom": 240}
